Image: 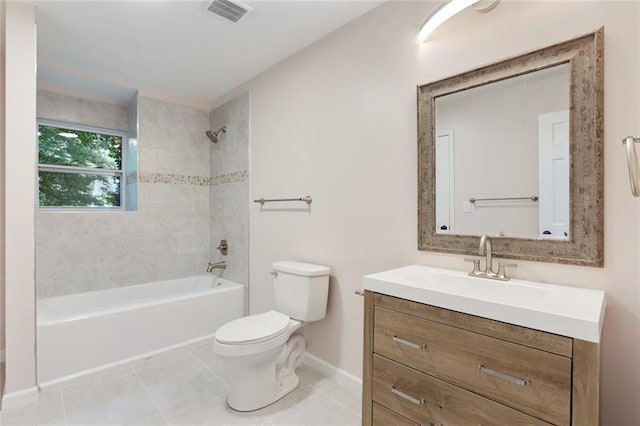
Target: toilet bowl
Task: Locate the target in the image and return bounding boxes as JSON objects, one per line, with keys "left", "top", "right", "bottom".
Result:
{"left": 212, "top": 311, "right": 305, "bottom": 411}
{"left": 212, "top": 261, "right": 330, "bottom": 412}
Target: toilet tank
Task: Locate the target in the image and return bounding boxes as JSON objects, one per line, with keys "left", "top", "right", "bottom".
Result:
{"left": 272, "top": 261, "right": 331, "bottom": 322}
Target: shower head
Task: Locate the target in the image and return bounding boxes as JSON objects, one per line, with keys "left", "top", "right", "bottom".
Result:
{"left": 206, "top": 126, "right": 226, "bottom": 143}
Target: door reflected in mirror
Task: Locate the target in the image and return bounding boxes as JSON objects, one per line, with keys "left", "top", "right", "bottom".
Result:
{"left": 434, "top": 63, "right": 570, "bottom": 240}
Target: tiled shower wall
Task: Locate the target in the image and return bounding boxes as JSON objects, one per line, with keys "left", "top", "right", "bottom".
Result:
{"left": 35, "top": 91, "right": 212, "bottom": 298}
{"left": 209, "top": 93, "right": 250, "bottom": 287}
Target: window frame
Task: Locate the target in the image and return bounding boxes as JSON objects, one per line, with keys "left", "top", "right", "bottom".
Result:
{"left": 36, "top": 118, "right": 129, "bottom": 211}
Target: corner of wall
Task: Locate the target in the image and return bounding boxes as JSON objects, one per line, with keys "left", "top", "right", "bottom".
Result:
{"left": 3, "top": 0, "right": 37, "bottom": 399}
{"left": 0, "top": 0, "right": 7, "bottom": 360}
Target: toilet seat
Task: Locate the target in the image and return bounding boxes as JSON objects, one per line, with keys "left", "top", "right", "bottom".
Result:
{"left": 213, "top": 316, "right": 303, "bottom": 358}
{"left": 215, "top": 311, "right": 290, "bottom": 345}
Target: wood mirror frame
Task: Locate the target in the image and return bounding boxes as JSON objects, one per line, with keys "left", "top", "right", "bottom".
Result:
{"left": 417, "top": 29, "right": 604, "bottom": 267}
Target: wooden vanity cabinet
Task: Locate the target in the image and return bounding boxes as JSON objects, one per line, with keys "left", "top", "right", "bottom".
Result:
{"left": 362, "top": 291, "right": 600, "bottom": 426}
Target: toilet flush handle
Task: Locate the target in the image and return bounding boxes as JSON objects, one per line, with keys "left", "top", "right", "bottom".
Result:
{"left": 270, "top": 271, "right": 278, "bottom": 277}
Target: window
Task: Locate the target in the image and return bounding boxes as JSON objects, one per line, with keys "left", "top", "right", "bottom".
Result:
{"left": 37, "top": 120, "right": 127, "bottom": 209}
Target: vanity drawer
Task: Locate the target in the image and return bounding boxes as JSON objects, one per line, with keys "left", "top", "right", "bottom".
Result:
{"left": 372, "top": 402, "right": 419, "bottom": 426}
{"left": 373, "top": 293, "right": 573, "bottom": 357}
{"left": 373, "top": 355, "right": 552, "bottom": 426}
{"left": 374, "top": 307, "right": 571, "bottom": 425}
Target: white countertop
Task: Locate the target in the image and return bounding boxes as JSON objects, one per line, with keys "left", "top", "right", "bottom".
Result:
{"left": 363, "top": 265, "right": 606, "bottom": 343}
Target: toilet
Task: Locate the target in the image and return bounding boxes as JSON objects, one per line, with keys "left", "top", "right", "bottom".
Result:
{"left": 212, "top": 260, "right": 331, "bottom": 412}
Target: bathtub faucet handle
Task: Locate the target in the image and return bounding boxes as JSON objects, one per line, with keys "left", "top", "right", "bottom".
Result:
{"left": 216, "top": 239, "right": 228, "bottom": 255}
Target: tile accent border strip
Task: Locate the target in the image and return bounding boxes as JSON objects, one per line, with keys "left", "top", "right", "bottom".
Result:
{"left": 138, "top": 170, "right": 248, "bottom": 186}
{"left": 210, "top": 170, "right": 249, "bottom": 186}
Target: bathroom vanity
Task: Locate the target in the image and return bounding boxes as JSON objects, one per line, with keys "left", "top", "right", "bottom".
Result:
{"left": 368, "top": 27, "right": 606, "bottom": 426}
{"left": 361, "top": 265, "right": 605, "bottom": 426}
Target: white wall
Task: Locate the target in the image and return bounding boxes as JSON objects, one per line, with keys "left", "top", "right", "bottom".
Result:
{"left": 0, "top": 0, "right": 5, "bottom": 359}
{"left": 3, "top": 1, "right": 37, "bottom": 399}
{"left": 213, "top": 2, "right": 640, "bottom": 424}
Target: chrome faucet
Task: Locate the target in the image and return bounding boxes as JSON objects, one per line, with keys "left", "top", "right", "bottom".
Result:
{"left": 207, "top": 260, "right": 226, "bottom": 272}
{"left": 465, "top": 235, "right": 516, "bottom": 281}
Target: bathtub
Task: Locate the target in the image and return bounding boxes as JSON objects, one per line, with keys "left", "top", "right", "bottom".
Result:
{"left": 37, "top": 275, "right": 244, "bottom": 385}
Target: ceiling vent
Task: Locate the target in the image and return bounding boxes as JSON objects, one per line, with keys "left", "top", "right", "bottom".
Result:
{"left": 206, "top": 0, "right": 252, "bottom": 23}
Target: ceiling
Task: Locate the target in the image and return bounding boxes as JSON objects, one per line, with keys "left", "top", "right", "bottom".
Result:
{"left": 35, "top": 1, "right": 382, "bottom": 108}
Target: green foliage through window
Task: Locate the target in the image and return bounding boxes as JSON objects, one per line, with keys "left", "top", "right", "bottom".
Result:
{"left": 38, "top": 123, "right": 125, "bottom": 208}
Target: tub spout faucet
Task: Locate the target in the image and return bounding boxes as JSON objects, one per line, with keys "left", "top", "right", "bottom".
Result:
{"left": 207, "top": 261, "right": 227, "bottom": 272}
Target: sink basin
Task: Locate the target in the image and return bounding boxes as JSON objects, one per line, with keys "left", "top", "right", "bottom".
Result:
{"left": 363, "top": 265, "right": 605, "bottom": 342}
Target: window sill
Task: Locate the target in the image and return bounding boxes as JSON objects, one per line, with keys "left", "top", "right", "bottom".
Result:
{"left": 36, "top": 208, "right": 134, "bottom": 214}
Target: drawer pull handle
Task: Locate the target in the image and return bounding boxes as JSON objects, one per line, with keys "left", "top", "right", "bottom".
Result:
{"left": 392, "top": 335, "right": 425, "bottom": 350}
{"left": 479, "top": 364, "right": 531, "bottom": 386}
{"left": 390, "top": 386, "right": 424, "bottom": 405}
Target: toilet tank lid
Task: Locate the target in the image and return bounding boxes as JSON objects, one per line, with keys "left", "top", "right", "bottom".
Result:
{"left": 272, "top": 261, "right": 331, "bottom": 277}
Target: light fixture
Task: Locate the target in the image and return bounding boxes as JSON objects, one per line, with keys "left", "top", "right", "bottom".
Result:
{"left": 57, "top": 132, "right": 79, "bottom": 139}
{"left": 418, "top": 0, "right": 499, "bottom": 43}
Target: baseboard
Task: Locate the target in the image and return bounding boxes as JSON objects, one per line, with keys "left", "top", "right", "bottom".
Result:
{"left": 1, "top": 386, "right": 39, "bottom": 410}
{"left": 38, "top": 333, "right": 216, "bottom": 389}
{"left": 301, "top": 352, "right": 362, "bottom": 388}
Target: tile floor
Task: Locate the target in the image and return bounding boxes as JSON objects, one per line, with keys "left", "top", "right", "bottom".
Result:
{"left": 1, "top": 340, "right": 361, "bottom": 425}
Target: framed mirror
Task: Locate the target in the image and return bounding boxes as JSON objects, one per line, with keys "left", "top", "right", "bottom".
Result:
{"left": 418, "top": 29, "right": 604, "bottom": 267}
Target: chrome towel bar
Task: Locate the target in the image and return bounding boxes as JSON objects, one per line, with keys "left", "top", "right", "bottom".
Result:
{"left": 469, "top": 195, "right": 538, "bottom": 203}
{"left": 253, "top": 196, "right": 312, "bottom": 206}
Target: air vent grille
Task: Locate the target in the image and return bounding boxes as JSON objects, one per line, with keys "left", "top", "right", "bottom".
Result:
{"left": 207, "top": 0, "right": 251, "bottom": 23}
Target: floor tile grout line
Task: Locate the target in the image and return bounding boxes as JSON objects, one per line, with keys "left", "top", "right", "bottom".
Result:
{"left": 184, "top": 344, "right": 231, "bottom": 387}
{"left": 129, "top": 364, "right": 171, "bottom": 425}
{"left": 309, "top": 385, "right": 362, "bottom": 418}
{"left": 58, "top": 387, "right": 70, "bottom": 426}
{"left": 300, "top": 374, "right": 362, "bottom": 418}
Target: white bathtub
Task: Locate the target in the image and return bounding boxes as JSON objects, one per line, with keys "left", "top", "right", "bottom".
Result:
{"left": 37, "top": 275, "right": 244, "bottom": 384}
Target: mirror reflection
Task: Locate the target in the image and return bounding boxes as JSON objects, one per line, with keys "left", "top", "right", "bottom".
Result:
{"left": 434, "top": 63, "right": 570, "bottom": 240}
